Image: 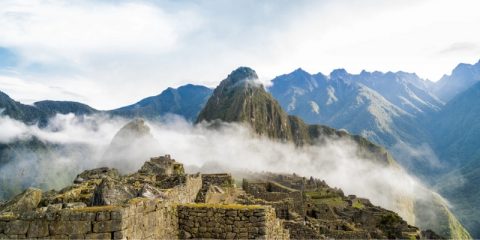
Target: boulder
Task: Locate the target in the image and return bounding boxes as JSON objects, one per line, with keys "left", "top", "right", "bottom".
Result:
{"left": 0, "top": 188, "right": 42, "bottom": 213}
{"left": 139, "top": 184, "right": 166, "bottom": 199}
{"left": 75, "top": 167, "right": 121, "bottom": 183}
{"left": 91, "top": 178, "right": 136, "bottom": 206}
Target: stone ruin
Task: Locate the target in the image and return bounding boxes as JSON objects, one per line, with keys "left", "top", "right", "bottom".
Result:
{"left": 0, "top": 154, "right": 441, "bottom": 239}
{"left": 0, "top": 155, "right": 287, "bottom": 239}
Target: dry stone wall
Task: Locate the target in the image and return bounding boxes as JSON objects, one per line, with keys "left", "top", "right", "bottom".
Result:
{"left": 0, "top": 199, "right": 179, "bottom": 240}
{"left": 178, "top": 203, "right": 289, "bottom": 239}
{"left": 0, "top": 176, "right": 293, "bottom": 240}
{"left": 0, "top": 172, "right": 202, "bottom": 240}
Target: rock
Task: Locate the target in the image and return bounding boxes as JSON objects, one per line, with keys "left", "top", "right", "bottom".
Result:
{"left": 47, "top": 203, "right": 63, "bottom": 212}
{"left": 91, "top": 178, "right": 136, "bottom": 206}
{"left": 63, "top": 202, "right": 87, "bottom": 209}
{"left": 73, "top": 177, "right": 85, "bottom": 184}
{"left": 0, "top": 188, "right": 42, "bottom": 213}
{"left": 421, "top": 229, "right": 445, "bottom": 239}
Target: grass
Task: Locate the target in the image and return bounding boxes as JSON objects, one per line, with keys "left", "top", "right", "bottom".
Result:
{"left": 0, "top": 211, "right": 18, "bottom": 220}
{"left": 352, "top": 200, "right": 365, "bottom": 209}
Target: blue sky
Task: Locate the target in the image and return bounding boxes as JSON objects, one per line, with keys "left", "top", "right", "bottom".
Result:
{"left": 0, "top": 0, "right": 479, "bottom": 109}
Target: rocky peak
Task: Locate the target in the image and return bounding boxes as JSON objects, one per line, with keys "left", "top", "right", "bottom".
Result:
{"left": 102, "top": 118, "right": 160, "bottom": 173}
{"left": 225, "top": 67, "right": 259, "bottom": 85}
{"left": 330, "top": 68, "right": 349, "bottom": 79}
{"left": 112, "top": 118, "right": 151, "bottom": 142}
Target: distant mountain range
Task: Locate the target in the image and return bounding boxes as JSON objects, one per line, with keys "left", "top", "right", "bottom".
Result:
{"left": 0, "top": 84, "right": 212, "bottom": 125}
{"left": 1, "top": 60, "right": 480, "bottom": 237}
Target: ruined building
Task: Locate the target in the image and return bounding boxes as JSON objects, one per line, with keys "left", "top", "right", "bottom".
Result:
{"left": 0, "top": 155, "right": 439, "bottom": 239}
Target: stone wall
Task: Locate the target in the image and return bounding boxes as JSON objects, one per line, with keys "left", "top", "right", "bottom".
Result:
{"left": 242, "top": 179, "right": 305, "bottom": 218}
{"left": 163, "top": 174, "right": 202, "bottom": 203}
{"left": 283, "top": 221, "right": 322, "bottom": 239}
{"left": 195, "top": 174, "right": 234, "bottom": 203}
{"left": 178, "top": 203, "right": 289, "bottom": 239}
{"left": 115, "top": 199, "right": 178, "bottom": 239}
{"left": 0, "top": 198, "right": 179, "bottom": 240}
{"left": 0, "top": 168, "right": 202, "bottom": 240}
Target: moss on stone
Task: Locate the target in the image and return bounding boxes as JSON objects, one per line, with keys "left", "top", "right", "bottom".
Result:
{"left": 352, "top": 200, "right": 365, "bottom": 209}
{"left": 0, "top": 211, "right": 18, "bottom": 220}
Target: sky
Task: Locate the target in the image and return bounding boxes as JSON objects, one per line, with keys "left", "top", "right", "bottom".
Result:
{"left": 0, "top": 0, "right": 479, "bottom": 109}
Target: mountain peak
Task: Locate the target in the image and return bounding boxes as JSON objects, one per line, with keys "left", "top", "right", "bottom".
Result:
{"left": 225, "top": 67, "right": 258, "bottom": 84}
{"left": 330, "top": 68, "right": 349, "bottom": 79}
{"left": 292, "top": 68, "right": 310, "bottom": 75}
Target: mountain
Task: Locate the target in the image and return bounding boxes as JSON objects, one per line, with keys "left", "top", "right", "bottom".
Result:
{"left": 0, "top": 91, "right": 99, "bottom": 126}
{"left": 268, "top": 69, "right": 435, "bottom": 174}
{"left": 1, "top": 84, "right": 213, "bottom": 126}
{"left": 102, "top": 118, "right": 161, "bottom": 173}
{"left": 33, "top": 100, "right": 98, "bottom": 117}
{"left": 197, "top": 67, "right": 470, "bottom": 239}
{"left": 196, "top": 67, "right": 397, "bottom": 165}
{"left": 0, "top": 91, "right": 48, "bottom": 125}
{"left": 110, "top": 84, "right": 212, "bottom": 121}
{"left": 429, "top": 82, "right": 480, "bottom": 237}
{"left": 432, "top": 60, "right": 480, "bottom": 102}
{"left": 353, "top": 70, "right": 443, "bottom": 115}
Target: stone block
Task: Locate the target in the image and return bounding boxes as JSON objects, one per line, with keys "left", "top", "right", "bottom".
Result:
{"left": 69, "top": 233, "right": 86, "bottom": 239}
{"left": 111, "top": 209, "right": 128, "bottom": 220}
{"left": 226, "top": 232, "right": 236, "bottom": 239}
{"left": 49, "top": 221, "right": 90, "bottom": 235}
{"left": 86, "top": 232, "right": 111, "bottom": 239}
{"left": 113, "top": 231, "right": 125, "bottom": 239}
{"left": 4, "top": 220, "right": 29, "bottom": 235}
{"left": 96, "top": 212, "right": 110, "bottom": 221}
{"left": 47, "top": 234, "right": 68, "bottom": 239}
{"left": 93, "top": 220, "right": 124, "bottom": 233}
{"left": 27, "top": 220, "right": 49, "bottom": 238}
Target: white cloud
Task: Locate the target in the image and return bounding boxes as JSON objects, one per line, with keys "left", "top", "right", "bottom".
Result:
{"left": 0, "top": 1, "right": 190, "bottom": 62}
{"left": 0, "top": 114, "right": 433, "bottom": 224}
{"left": 0, "top": 0, "right": 479, "bottom": 108}
{"left": 0, "top": 75, "right": 97, "bottom": 105}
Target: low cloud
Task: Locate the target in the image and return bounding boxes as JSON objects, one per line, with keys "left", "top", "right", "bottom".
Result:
{"left": 0, "top": 113, "right": 449, "bottom": 227}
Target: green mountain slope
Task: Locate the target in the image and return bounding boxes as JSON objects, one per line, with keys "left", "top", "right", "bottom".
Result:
{"left": 430, "top": 82, "right": 480, "bottom": 237}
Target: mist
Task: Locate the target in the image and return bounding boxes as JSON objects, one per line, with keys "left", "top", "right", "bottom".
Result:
{"left": 0, "top": 113, "right": 441, "bottom": 225}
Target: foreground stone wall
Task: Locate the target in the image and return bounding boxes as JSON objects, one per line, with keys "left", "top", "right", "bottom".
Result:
{"left": 0, "top": 199, "right": 179, "bottom": 240}
{"left": 177, "top": 203, "right": 289, "bottom": 239}
{"left": 0, "top": 170, "right": 202, "bottom": 239}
